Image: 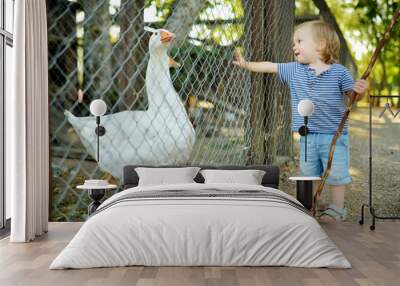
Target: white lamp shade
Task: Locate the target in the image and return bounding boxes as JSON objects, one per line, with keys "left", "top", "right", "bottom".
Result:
{"left": 90, "top": 99, "right": 107, "bottom": 116}
{"left": 297, "top": 99, "right": 315, "bottom": 116}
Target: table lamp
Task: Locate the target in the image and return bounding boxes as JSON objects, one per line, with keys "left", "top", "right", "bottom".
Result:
{"left": 89, "top": 99, "right": 107, "bottom": 162}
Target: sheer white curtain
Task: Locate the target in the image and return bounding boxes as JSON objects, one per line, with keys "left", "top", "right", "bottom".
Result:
{"left": 8, "top": 0, "right": 49, "bottom": 242}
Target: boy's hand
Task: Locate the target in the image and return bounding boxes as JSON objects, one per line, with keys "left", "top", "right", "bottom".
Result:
{"left": 351, "top": 79, "right": 369, "bottom": 101}
{"left": 232, "top": 48, "right": 247, "bottom": 69}
{"left": 232, "top": 48, "right": 277, "bottom": 73}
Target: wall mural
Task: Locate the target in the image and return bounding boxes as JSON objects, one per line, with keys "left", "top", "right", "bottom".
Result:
{"left": 47, "top": 0, "right": 293, "bottom": 221}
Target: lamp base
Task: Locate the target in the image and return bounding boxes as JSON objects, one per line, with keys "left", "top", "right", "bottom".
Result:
{"left": 95, "top": 125, "right": 106, "bottom": 136}
{"left": 298, "top": 125, "right": 309, "bottom": 136}
{"left": 88, "top": 189, "right": 105, "bottom": 215}
{"left": 289, "top": 177, "right": 321, "bottom": 211}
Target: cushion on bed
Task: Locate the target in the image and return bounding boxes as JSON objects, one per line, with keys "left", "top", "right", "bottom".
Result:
{"left": 123, "top": 165, "right": 280, "bottom": 189}
{"left": 200, "top": 169, "right": 266, "bottom": 185}
{"left": 135, "top": 167, "right": 200, "bottom": 186}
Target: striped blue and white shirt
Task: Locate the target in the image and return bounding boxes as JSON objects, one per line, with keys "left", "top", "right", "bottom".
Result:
{"left": 277, "top": 62, "right": 354, "bottom": 134}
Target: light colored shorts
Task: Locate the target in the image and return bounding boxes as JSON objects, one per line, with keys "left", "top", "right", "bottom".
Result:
{"left": 299, "top": 133, "right": 351, "bottom": 185}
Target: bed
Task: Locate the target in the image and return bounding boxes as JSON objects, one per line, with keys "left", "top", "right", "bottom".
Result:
{"left": 50, "top": 165, "right": 351, "bottom": 269}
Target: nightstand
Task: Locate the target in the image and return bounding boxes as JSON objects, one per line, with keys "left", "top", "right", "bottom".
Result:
{"left": 289, "top": 176, "right": 321, "bottom": 210}
{"left": 77, "top": 184, "right": 117, "bottom": 215}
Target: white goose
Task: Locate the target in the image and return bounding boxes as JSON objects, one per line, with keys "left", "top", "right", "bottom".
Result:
{"left": 65, "top": 27, "right": 196, "bottom": 179}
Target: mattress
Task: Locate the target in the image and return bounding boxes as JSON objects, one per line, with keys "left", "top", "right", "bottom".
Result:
{"left": 50, "top": 183, "right": 350, "bottom": 269}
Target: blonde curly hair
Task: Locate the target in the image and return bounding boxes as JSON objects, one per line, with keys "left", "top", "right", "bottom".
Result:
{"left": 296, "top": 20, "right": 340, "bottom": 64}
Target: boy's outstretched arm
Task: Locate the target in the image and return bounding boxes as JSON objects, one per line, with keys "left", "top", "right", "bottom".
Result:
{"left": 232, "top": 48, "right": 277, "bottom": 73}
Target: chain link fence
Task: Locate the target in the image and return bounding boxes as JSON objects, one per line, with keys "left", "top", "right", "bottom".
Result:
{"left": 48, "top": 0, "right": 294, "bottom": 221}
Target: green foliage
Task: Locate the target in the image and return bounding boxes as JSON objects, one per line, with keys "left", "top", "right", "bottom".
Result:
{"left": 169, "top": 42, "right": 238, "bottom": 102}
{"left": 295, "top": 0, "right": 319, "bottom": 15}
{"left": 348, "top": 0, "right": 399, "bottom": 94}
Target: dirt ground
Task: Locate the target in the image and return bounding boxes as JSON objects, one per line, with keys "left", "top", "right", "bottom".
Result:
{"left": 280, "top": 106, "right": 400, "bottom": 222}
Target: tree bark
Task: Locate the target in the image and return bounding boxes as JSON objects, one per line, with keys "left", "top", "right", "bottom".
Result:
{"left": 47, "top": 0, "right": 79, "bottom": 220}
{"left": 377, "top": 54, "right": 387, "bottom": 99}
{"left": 261, "top": 0, "right": 280, "bottom": 165}
{"left": 82, "top": 0, "right": 112, "bottom": 103}
{"left": 115, "top": 0, "right": 148, "bottom": 110}
{"left": 165, "top": 0, "right": 208, "bottom": 47}
{"left": 274, "top": 0, "right": 295, "bottom": 159}
{"left": 246, "top": 0, "right": 267, "bottom": 164}
{"left": 312, "top": 0, "right": 358, "bottom": 74}
{"left": 246, "top": 0, "right": 295, "bottom": 165}
{"left": 47, "top": 0, "right": 78, "bottom": 111}
{"left": 47, "top": 0, "right": 79, "bottom": 146}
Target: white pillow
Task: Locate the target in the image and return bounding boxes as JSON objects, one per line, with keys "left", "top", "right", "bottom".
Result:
{"left": 135, "top": 167, "right": 200, "bottom": 186}
{"left": 200, "top": 169, "right": 266, "bottom": 185}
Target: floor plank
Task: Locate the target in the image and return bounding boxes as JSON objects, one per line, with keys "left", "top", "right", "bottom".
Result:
{"left": 0, "top": 222, "right": 399, "bottom": 286}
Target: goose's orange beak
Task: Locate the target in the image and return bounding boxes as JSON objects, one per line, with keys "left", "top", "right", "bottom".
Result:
{"left": 160, "top": 30, "right": 175, "bottom": 44}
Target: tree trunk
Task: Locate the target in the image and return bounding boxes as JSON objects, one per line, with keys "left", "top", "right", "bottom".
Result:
{"left": 261, "top": 0, "right": 279, "bottom": 165}
{"left": 246, "top": 0, "right": 267, "bottom": 164}
{"left": 246, "top": 0, "right": 295, "bottom": 165}
{"left": 377, "top": 54, "right": 387, "bottom": 99}
{"left": 262, "top": 0, "right": 296, "bottom": 164}
{"left": 47, "top": 0, "right": 79, "bottom": 146}
{"left": 398, "top": 45, "right": 400, "bottom": 107}
{"left": 47, "top": 0, "right": 79, "bottom": 219}
{"left": 274, "top": 0, "right": 295, "bottom": 159}
{"left": 165, "top": 0, "right": 208, "bottom": 47}
{"left": 47, "top": 0, "right": 78, "bottom": 111}
{"left": 82, "top": 0, "right": 112, "bottom": 103}
{"left": 312, "top": 0, "right": 358, "bottom": 74}
{"left": 115, "top": 0, "right": 148, "bottom": 111}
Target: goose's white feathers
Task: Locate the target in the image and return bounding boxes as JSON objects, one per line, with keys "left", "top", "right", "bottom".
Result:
{"left": 65, "top": 28, "right": 195, "bottom": 179}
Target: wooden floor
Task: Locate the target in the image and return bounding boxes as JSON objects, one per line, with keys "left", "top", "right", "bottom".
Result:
{"left": 0, "top": 222, "right": 399, "bottom": 286}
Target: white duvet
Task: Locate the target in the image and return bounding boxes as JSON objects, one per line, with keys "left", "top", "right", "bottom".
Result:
{"left": 50, "top": 183, "right": 351, "bottom": 269}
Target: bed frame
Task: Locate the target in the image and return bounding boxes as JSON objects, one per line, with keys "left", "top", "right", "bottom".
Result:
{"left": 122, "top": 165, "right": 279, "bottom": 190}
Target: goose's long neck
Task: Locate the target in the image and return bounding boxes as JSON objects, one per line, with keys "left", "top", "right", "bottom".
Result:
{"left": 146, "top": 50, "right": 175, "bottom": 112}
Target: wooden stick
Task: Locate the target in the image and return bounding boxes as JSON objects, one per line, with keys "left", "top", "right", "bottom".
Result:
{"left": 312, "top": 8, "right": 400, "bottom": 216}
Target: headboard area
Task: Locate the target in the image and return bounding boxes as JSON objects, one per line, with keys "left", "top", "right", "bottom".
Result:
{"left": 123, "top": 165, "right": 280, "bottom": 190}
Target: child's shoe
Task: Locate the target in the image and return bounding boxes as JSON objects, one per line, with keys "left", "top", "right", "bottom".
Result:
{"left": 318, "top": 204, "right": 347, "bottom": 222}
